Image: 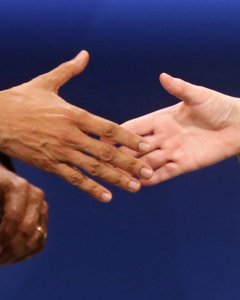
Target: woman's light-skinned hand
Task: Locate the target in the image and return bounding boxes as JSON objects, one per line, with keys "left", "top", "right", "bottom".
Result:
{"left": 0, "top": 51, "right": 153, "bottom": 202}
{"left": 121, "top": 73, "right": 240, "bottom": 185}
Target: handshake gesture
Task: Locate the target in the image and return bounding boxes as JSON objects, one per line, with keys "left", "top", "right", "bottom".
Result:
{"left": 0, "top": 50, "right": 239, "bottom": 264}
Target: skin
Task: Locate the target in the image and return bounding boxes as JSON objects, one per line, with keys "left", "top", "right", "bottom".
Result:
{"left": 121, "top": 73, "right": 240, "bottom": 185}
{"left": 0, "top": 164, "right": 48, "bottom": 265}
{"left": 0, "top": 51, "right": 153, "bottom": 202}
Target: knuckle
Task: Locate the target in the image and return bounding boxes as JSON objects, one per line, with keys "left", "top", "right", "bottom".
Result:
{"left": 109, "top": 176, "right": 121, "bottom": 186}
{"left": 88, "top": 161, "right": 102, "bottom": 176}
{"left": 5, "top": 208, "right": 22, "bottom": 224}
{"left": 120, "top": 157, "right": 138, "bottom": 173}
{"left": 100, "top": 169, "right": 121, "bottom": 185}
{"left": 34, "top": 188, "right": 45, "bottom": 200}
{"left": 61, "top": 61, "right": 74, "bottom": 72}
{"left": 102, "top": 123, "right": 117, "bottom": 139}
{"left": 68, "top": 172, "right": 84, "bottom": 186}
{"left": 99, "top": 146, "right": 117, "bottom": 162}
{"left": 11, "top": 178, "right": 29, "bottom": 192}
{"left": 75, "top": 109, "right": 90, "bottom": 125}
{"left": 87, "top": 182, "right": 102, "bottom": 198}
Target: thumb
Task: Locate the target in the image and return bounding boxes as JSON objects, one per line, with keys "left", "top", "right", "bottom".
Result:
{"left": 159, "top": 73, "right": 213, "bottom": 105}
{"left": 41, "top": 50, "right": 90, "bottom": 91}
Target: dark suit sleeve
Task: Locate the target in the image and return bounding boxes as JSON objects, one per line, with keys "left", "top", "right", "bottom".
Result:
{"left": 0, "top": 152, "right": 15, "bottom": 172}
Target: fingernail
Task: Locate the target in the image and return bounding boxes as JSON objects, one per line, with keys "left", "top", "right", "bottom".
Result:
{"left": 138, "top": 142, "right": 151, "bottom": 152}
{"left": 75, "top": 50, "right": 88, "bottom": 61}
{"left": 128, "top": 180, "right": 141, "bottom": 192}
{"left": 140, "top": 167, "right": 153, "bottom": 179}
{"left": 101, "top": 193, "right": 112, "bottom": 202}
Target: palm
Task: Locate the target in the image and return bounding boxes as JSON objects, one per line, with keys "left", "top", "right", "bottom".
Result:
{"left": 152, "top": 99, "right": 237, "bottom": 170}
{"left": 122, "top": 73, "right": 240, "bottom": 185}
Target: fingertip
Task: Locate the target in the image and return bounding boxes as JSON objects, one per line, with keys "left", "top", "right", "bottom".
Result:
{"left": 100, "top": 192, "right": 112, "bottom": 203}
{"left": 140, "top": 167, "right": 153, "bottom": 180}
{"left": 81, "top": 49, "right": 89, "bottom": 55}
{"left": 74, "top": 50, "right": 90, "bottom": 62}
{"left": 159, "top": 72, "right": 174, "bottom": 87}
{"left": 138, "top": 141, "right": 151, "bottom": 153}
{"left": 159, "top": 73, "right": 185, "bottom": 99}
{"left": 159, "top": 72, "right": 170, "bottom": 81}
{"left": 82, "top": 50, "right": 90, "bottom": 60}
{"left": 128, "top": 179, "right": 141, "bottom": 193}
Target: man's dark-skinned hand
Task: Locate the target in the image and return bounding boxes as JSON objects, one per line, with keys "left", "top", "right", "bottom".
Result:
{"left": 0, "top": 51, "right": 153, "bottom": 202}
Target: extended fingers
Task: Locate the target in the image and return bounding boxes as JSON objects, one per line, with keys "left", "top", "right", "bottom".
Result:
{"left": 76, "top": 111, "right": 152, "bottom": 154}
{"left": 63, "top": 150, "right": 142, "bottom": 194}
{"left": 74, "top": 136, "right": 153, "bottom": 180}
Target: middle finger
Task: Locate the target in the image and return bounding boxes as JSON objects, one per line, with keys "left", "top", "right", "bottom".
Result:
{"left": 72, "top": 135, "right": 153, "bottom": 180}
{"left": 63, "top": 150, "right": 142, "bottom": 193}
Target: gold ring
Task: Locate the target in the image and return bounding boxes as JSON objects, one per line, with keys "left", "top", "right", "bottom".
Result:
{"left": 36, "top": 225, "right": 47, "bottom": 239}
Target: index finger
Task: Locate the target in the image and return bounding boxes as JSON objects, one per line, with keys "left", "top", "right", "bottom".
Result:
{"left": 77, "top": 112, "right": 151, "bottom": 153}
